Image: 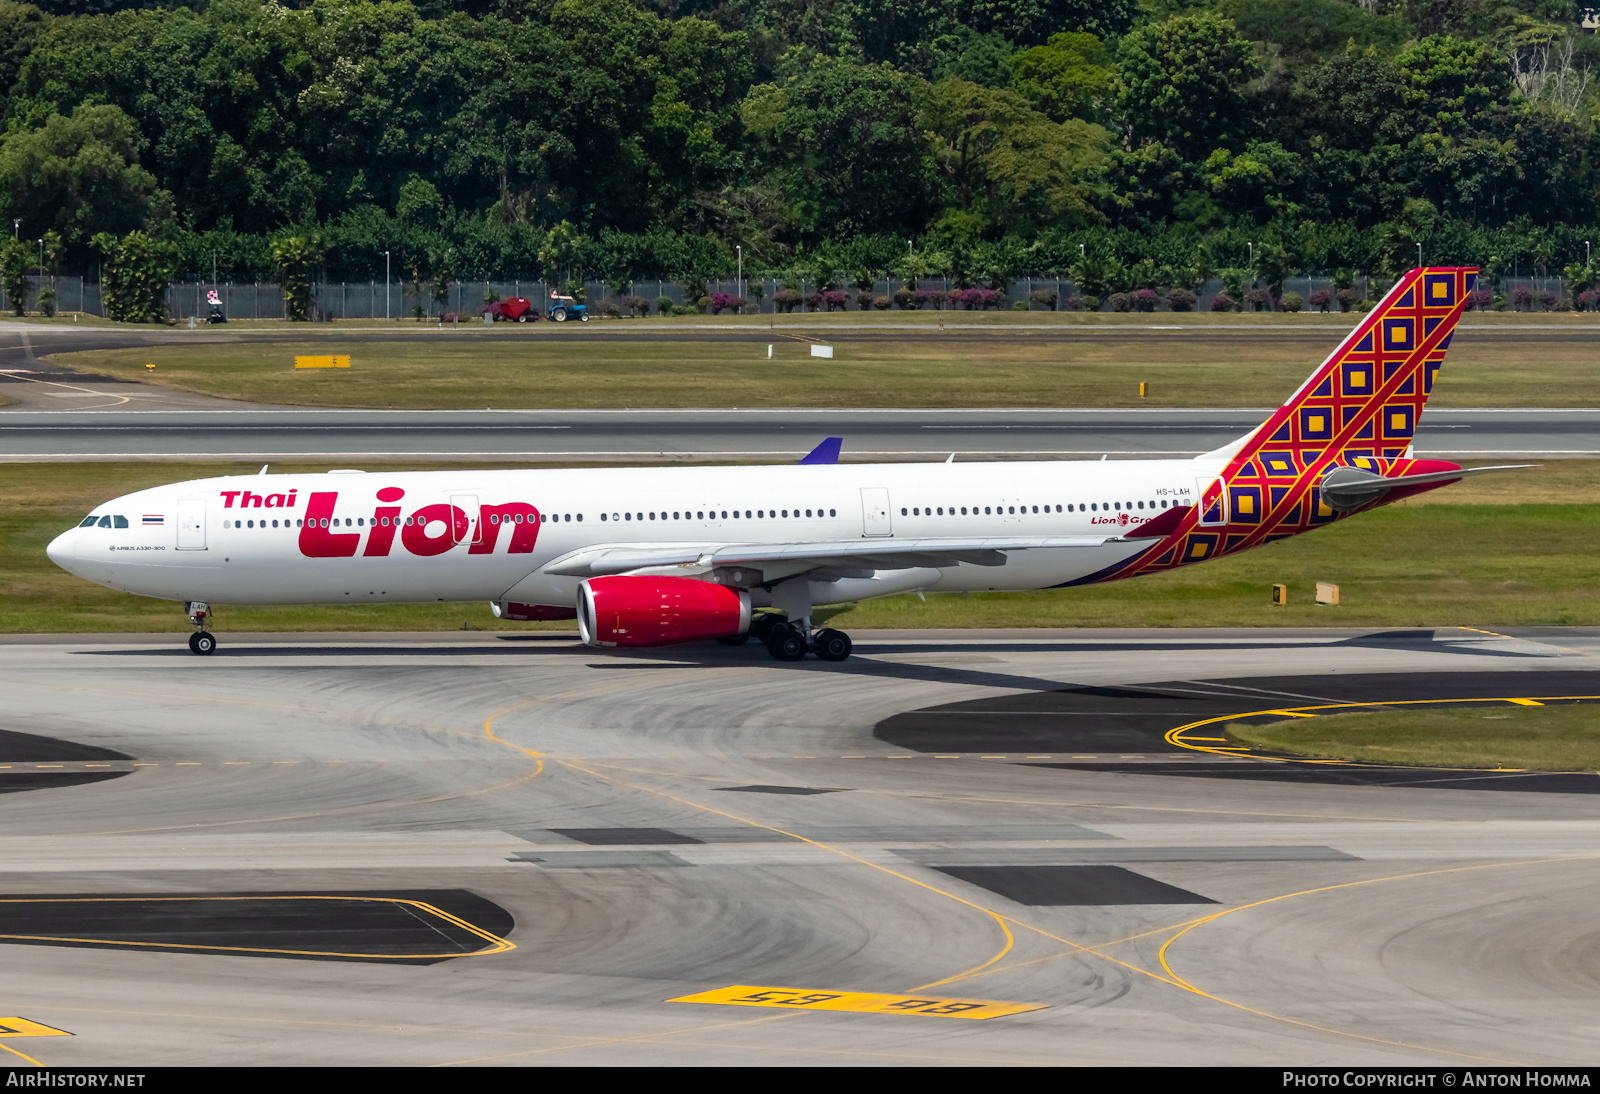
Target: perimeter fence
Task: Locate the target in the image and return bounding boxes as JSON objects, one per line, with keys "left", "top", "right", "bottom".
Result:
{"left": 0, "top": 273, "right": 1579, "bottom": 320}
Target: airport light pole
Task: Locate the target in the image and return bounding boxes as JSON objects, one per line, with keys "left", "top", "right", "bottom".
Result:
{"left": 384, "top": 251, "right": 390, "bottom": 321}
{"left": 736, "top": 245, "right": 742, "bottom": 303}
{"left": 1417, "top": 242, "right": 1423, "bottom": 268}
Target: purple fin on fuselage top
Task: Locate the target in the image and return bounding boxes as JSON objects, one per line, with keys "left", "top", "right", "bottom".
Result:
{"left": 799, "top": 437, "right": 843, "bottom": 464}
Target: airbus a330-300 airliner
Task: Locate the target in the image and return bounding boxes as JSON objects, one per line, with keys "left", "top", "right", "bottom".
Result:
{"left": 49, "top": 267, "right": 1519, "bottom": 660}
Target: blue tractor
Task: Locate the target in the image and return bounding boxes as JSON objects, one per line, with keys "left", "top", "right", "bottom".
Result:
{"left": 546, "top": 292, "right": 588, "bottom": 322}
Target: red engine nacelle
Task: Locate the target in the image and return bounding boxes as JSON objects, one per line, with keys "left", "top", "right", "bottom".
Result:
{"left": 577, "top": 576, "right": 751, "bottom": 648}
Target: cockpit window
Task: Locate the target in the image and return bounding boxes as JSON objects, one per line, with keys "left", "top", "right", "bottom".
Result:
{"left": 82, "top": 515, "right": 128, "bottom": 528}
{"left": 98, "top": 515, "right": 112, "bottom": 528}
{"left": 80, "top": 515, "right": 99, "bottom": 527}
{"left": 113, "top": 515, "right": 128, "bottom": 528}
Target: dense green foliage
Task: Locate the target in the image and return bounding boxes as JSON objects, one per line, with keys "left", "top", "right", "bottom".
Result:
{"left": 2, "top": 0, "right": 1599, "bottom": 290}
{"left": 93, "top": 228, "right": 177, "bottom": 320}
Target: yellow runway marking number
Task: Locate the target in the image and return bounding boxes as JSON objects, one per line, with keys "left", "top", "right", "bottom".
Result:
{"left": 671, "top": 985, "right": 1044, "bottom": 1020}
{"left": 0, "top": 1018, "right": 71, "bottom": 1039}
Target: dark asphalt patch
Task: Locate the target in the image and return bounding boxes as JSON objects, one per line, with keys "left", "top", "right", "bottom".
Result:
{"left": 0, "top": 728, "right": 130, "bottom": 763}
{"left": 1027, "top": 762, "right": 1600, "bottom": 794}
{"left": 0, "top": 728, "right": 132, "bottom": 794}
{"left": 875, "top": 684, "right": 1211, "bottom": 754}
{"left": 0, "top": 771, "right": 128, "bottom": 795}
{"left": 896, "top": 845, "right": 1356, "bottom": 865}
{"left": 551, "top": 827, "right": 705, "bottom": 845}
{"left": 714, "top": 785, "right": 846, "bottom": 795}
{"left": 933, "top": 865, "right": 1217, "bottom": 906}
{"left": 875, "top": 668, "right": 1600, "bottom": 793}
{"left": 0, "top": 890, "right": 514, "bottom": 964}
{"left": 509, "top": 850, "right": 693, "bottom": 868}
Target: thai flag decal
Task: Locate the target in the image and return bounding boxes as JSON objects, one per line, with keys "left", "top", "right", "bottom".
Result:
{"left": 143, "top": 514, "right": 164, "bottom": 525}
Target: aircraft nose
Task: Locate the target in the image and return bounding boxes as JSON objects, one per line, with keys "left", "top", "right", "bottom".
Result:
{"left": 47, "top": 527, "right": 85, "bottom": 573}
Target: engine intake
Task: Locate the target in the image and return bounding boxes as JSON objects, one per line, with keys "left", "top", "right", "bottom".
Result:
{"left": 577, "top": 576, "right": 752, "bottom": 648}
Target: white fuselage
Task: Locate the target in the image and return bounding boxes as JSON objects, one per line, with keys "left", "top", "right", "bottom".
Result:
{"left": 47, "top": 458, "right": 1225, "bottom": 610}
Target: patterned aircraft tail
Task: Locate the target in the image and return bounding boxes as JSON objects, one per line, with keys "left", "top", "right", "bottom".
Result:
{"left": 1216, "top": 266, "right": 1477, "bottom": 476}
{"left": 1073, "top": 267, "right": 1478, "bottom": 586}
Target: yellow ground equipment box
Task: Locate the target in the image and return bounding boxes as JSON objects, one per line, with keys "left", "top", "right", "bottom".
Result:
{"left": 294, "top": 355, "right": 350, "bottom": 369}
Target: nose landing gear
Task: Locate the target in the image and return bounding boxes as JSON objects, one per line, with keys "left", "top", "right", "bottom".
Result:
{"left": 185, "top": 601, "right": 217, "bottom": 656}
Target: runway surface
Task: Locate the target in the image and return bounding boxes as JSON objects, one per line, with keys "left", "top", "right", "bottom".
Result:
{"left": 4, "top": 322, "right": 1600, "bottom": 459}
{"left": 4, "top": 626, "right": 1599, "bottom": 1065}
{"left": 0, "top": 405, "right": 1594, "bottom": 461}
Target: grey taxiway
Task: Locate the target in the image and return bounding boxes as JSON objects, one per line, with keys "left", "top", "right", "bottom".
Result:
{"left": 2, "top": 627, "right": 1598, "bottom": 1065}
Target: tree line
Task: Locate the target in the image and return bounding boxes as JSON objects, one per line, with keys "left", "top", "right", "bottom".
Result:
{"left": 2, "top": 0, "right": 1599, "bottom": 314}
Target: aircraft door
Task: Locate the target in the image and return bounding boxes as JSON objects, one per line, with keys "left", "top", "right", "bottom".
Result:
{"left": 451, "top": 495, "right": 481, "bottom": 545}
{"left": 1195, "top": 478, "right": 1227, "bottom": 526}
{"left": 860, "top": 488, "right": 893, "bottom": 537}
{"left": 177, "top": 499, "right": 207, "bottom": 550}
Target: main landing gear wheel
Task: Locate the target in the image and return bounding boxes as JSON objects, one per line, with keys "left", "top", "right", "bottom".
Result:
{"left": 750, "top": 614, "right": 782, "bottom": 643}
{"left": 813, "top": 628, "right": 852, "bottom": 662}
{"left": 188, "top": 631, "right": 216, "bottom": 656}
{"left": 766, "top": 623, "right": 808, "bottom": 662}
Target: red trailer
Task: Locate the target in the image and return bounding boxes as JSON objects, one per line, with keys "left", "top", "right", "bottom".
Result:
{"left": 483, "top": 297, "right": 539, "bottom": 322}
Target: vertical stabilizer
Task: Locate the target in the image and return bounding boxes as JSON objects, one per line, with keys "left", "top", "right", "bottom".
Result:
{"left": 1071, "top": 267, "right": 1477, "bottom": 587}
{"left": 1202, "top": 267, "right": 1476, "bottom": 471}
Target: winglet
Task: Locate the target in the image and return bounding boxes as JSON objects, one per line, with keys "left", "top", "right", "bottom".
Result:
{"left": 799, "top": 437, "right": 843, "bottom": 464}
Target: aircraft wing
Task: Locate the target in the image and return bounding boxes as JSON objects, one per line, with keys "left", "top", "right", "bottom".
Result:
{"left": 543, "top": 533, "right": 1145, "bottom": 579}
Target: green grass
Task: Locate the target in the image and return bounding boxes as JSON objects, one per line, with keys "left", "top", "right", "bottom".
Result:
{"left": 826, "top": 502, "right": 1600, "bottom": 630}
{"left": 5, "top": 460, "right": 1600, "bottom": 633}
{"left": 1226, "top": 704, "right": 1600, "bottom": 770}
{"left": 48, "top": 325, "right": 1600, "bottom": 409}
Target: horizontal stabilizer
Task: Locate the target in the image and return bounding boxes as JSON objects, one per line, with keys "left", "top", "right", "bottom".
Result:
{"left": 1320, "top": 463, "right": 1533, "bottom": 511}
